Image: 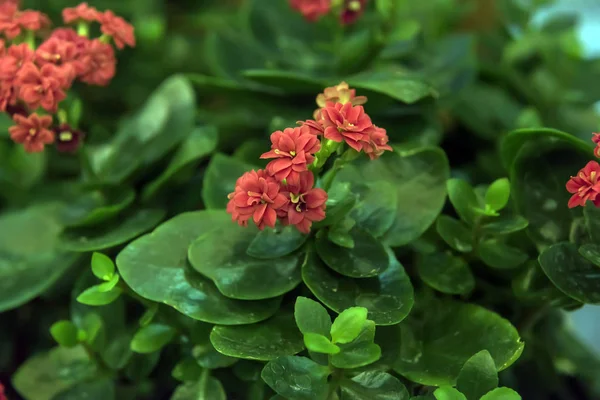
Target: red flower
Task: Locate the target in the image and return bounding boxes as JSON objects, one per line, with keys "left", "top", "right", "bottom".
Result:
{"left": 566, "top": 161, "right": 600, "bottom": 208}
{"left": 15, "top": 62, "right": 68, "bottom": 112}
{"left": 54, "top": 123, "right": 84, "bottom": 153}
{"left": 261, "top": 126, "right": 321, "bottom": 184}
{"left": 320, "top": 101, "right": 373, "bottom": 151}
{"left": 340, "top": 0, "right": 367, "bottom": 25}
{"left": 0, "top": 42, "right": 33, "bottom": 80}
{"left": 361, "top": 125, "right": 392, "bottom": 160}
{"left": 227, "top": 169, "right": 288, "bottom": 230}
{"left": 50, "top": 27, "right": 88, "bottom": 49}
{"left": 592, "top": 132, "right": 600, "bottom": 158}
{"left": 280, "top": 171, "right": 327, "bottom": 234}
{"left": 62, "top": 2, "right": 100, "bottom": 24}
{"left": 316, "top": 81, "right": 367, "bottom": 108}
{"left": 298, "top": 118, "right": 325, "bottom": 136}
{"left": 0, "top": 3, "right": 50, "bottom": 39}
{"left": 289, "top": 0, "right": 331, "bottom": 21}
{"left": 78, "top": 38, "right": 115, "bottom": 86}
{"left": 99, "top": 10, "right": 135, "bottom": 49}
{"left": 35, "top": 37, "right": 84, "bottom": 80}
{"left": 9, "top": 112, "right": 54, "bottom": 152}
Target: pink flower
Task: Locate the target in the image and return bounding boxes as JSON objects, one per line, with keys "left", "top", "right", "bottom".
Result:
{"left": 62, "top": 2, "right": 100, "bottom": 24}
{"left": 592, "top": 132, "right": 600, "bottom": 158}
{"left": 316, "top": 81, "right": 367, "bottom": 108}
{"left": 261, "top": 126, "right": 321, "bottom": 184}
{"left": 340, "top": 0, "right": 367, "bottom": 25}
{"left": 99, "top": 10, "right": 135, "bottom": 49}
{"left": 15, "top": 62, "right": 68, "bottom": 112}
{"left": 289, "top": 0, "right": 331, "bottom": 21}
{"left": 35, "top": 37, "right": 84, "bottom": 81}
{"left": 361, "top": 125, "right": 392, "bottom": 160}
{"left": 320, "top": 101, "right": 373, "bottom": 151}
{"left": 227, "top": 169, "right": 288, "bottom": 230}
{"left": 566, "top": 161, "right": 600, "bottom": 208}
{"left": 78, "top": 38, "right": 116, "bottom": 86}
{"left": 9, "top": 112, "right": 54, "bottom": 152}
{"left": 280, "top": 171, "right": 327, "bottom": 234}
{"left": 0, "top": 3, "right": 50, "bottom": 39}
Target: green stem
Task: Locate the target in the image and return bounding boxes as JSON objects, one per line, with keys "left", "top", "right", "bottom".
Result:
{"left": 321, "top": 159, "right": 344, "bottom": 192}
{"left": 82, "top": 342, "right": 112, "bottom": 374}
{"left": 24, "top": 30, "right": 36, "bottom": 49}
{"left": 327, "top": 368, "right": 344, "bottom": 400}
{"left": 77, "top": 21, "right": 90, "bottom": 37}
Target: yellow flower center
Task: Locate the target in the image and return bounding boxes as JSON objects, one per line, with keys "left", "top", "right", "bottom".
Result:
{"left": 290, "top": 192, "right": 301, "bottom": 204}
{"left": 28, "top": 129, "right": 36, "bottom": 136}
{"left": 59, "top": 131, "right": 73, "bottom": 141}
{"left": 348, "top": 0, "right": 361, "bottom": 11}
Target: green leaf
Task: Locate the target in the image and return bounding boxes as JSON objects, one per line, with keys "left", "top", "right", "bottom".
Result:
{"left": 418, "top": 253, "right": 474, "bottom": 295}
{"left": 142, "top": 125, "right": 218, "bottom": 200}
{"left": 456, "top": 350, "right": 499, "bottom": 400}
{"left": 171, "top": 374, "right": 226, "bottom": 400}
{"left": 433, "top": 387, "right": 467, "bottom": 400}
{"left": 331, "top": 321, "right": 382, "bottom": 369}
{"left": 76, "top": 285, "right": 122, "bottom": 306}
{"left": 347, "top": 72, "right": 436, "bottom": 104}
{"left": 395, "top": 300, "right": 524, "bottom": 386}
{"left": 539, "top": 242, "right": 600, "bottom": 304}
{"left": 316, "top": 228, "right": 389, "bottom": 278}
{"left": 91, "top": 252, "right": 115, "bottom": 281}
{"left": 485, "top": 178, "right": 510, "bottom": 212}
{"left": 60, "top": 209, "right": 165, "bottom": 252}
{"left": 304, "top": 333, "right": 340, "bottom": 355}
{"left": 131, "top": 323, "right": 177, "bottom": 354}
{"left": 189, "top": 322, "right": 238, "bottom": 369}
{"left": 303, "top": 248, "right": 414, "bottom": 325}
{"left": 172, "top": 357, "right": 203, "bottom": 382}
{"left": 336, "top": 148, "right": 449, "bottom": 246}
{"left": 436, "top": 216, "right": 473, "bottom": 252}
{"left": 262, "top": 356, "right": 330, "bottom": 400}
{"left": 12, "top": 346, "right": 96, "bottom": 400}
{"left": 328, "top": 229, "right": 355, "bottom": 248}
{"left": 116, "top": 211, "right": 280, "bottom": 324}
{"left": 203, "top": 153, "right": 256, "bottom": 209}
{"left": 50, "top": 321, "right": 80, "bottom": 348}
{"left": 341, "top": 371, "right": 409, "bottom": 400}
{"left": 92, "top": 75, "right": 196, "bottom": 184}
{"left": 478, "top": 240, "right": 529, "bottom": 269}
{"left": 52, "top": 378, "right": 115, "bottom": 400}
{"left": 0, "top": 205, "right": 79, "bottom": 312}
{"left": 579, "top": 244, "right": 600, "bottom": 267}
{"left": 247, "top": 225, "right": 309, "bottom": 259}
{"left": 313, "top": 182, "right": 357, "bottom": 229}
{"left": 60, "top": 186, "right": 136, "bottom": 228}
{"left": 505, "top": 128, "right": 590, "bottom": 247}
{"left": 347, "top": 181, "right": 398, "bottom": 238}
{"left": 331, "top": 307, "right": 369, "bottom": 344}
{"left": 294, "top": 296, "right": 332, "bottom": 337}
{"left": 480, "top": 388, "right": 521, "bottom": 400}
{"left": 480, "top": 215, "right": 529, "bottom": 235}
{"left": 447, "top": 179, "right": 479, "bottom": 226}
{"left": 188, "top": 218, "right": 302, "bottom": 300}
{"left": 96, "top": 273, "right": 120, "bottom": 292}
{"left": 210, "top": 312, "right": 304, "bottom": 361}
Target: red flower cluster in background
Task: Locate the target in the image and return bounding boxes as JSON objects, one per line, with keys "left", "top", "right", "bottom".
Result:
{"left": 289, "top": 0, "right": 368, "bottom": 25}
{"left": 566, "top": 135, "right": 600, "bottom": 208}
{"left": 227, "top": 82, "right": 392, "bottom": 234}
{"left": 0, "top": 2, "right": 134, "bottom": 153}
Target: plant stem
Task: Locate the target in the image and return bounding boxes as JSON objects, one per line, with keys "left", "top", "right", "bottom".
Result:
{"left": 82, "top": 342, "right": 112, "bottom": 375}
{"left": 327, "top": 368, "right": 344, "bottom": 400}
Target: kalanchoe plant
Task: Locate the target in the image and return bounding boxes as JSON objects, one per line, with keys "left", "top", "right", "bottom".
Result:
{"left": 2, "top": 0, "right": 600, "bottom": 399}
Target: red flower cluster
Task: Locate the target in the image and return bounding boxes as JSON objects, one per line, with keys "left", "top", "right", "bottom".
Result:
{"left": 566, "top": 133, "right": 600, "bottom": 209}
{"left": 227, "top": 82, "right": 391, "bottom": 234}
{"left": 0, "top": 2, "right": 134, "bottom": 153}
{"left": 289, "top": 0, "right": 368, "bottom": 25}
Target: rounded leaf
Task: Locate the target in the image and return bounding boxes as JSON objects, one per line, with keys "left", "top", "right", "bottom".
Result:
{"left": 316, "top": 228, "right": 389, "bottom": 278}
{"left": 50, "top": 321, "right": 80, "bottom": 348}
{"left": 188, "top": 220, "right": 302, "bottom": 300}
{"left": 579, "top": 244, "right": 600, "bottom": 267}
{"left": 456, "top": 350, "right": 499, "bottom": 400}
{"left": 76, "top": 285, "right": 122, "bottom": 306}
{"left": 539, "top": 242, "right": 600, "bottom": 304}
{"left": 116, "top": 211, "right": 280, "bottom": 325}
{"left": 261, "top": 356, "right": 330, "bottom": 400}
{"left": 247, "top": 225, "right": 309, "bottom": 260}
{"left": 478, "top": 240, "right": 528, "bottom": 269}
{"left": 418, "top": 252, "right": 475, "bottom": 295}
{"left": 436, "top": 216, "right": 473, "bottom": 252}
{"left": 130, "top": 323, "right": 177, "bottom": 354}
{"left": 304, "top": 333, "right": 340, "bottom": 355}
{"left": 331, "top": 321, "right": 381, "bottom": 369}
{"left": 210, "top": 312, "right": 304, "bottom": 361}
{"left": 60, "top": 209, "right": 165, "bottom": 252}
{"left": 446, "top": 179, "right": 479, "bottom": 226}
{"left": 303, "top": 249, "right": 414, "bottom": 325}
{"left": 480, "top": 215, "right": 528, "bottom": 235}
{"left": 331, "top": 307, "right": 369, "bottom": 344}
{"left": 434, "top": 387, "right": 467, "bottom": 400}
{"left": 485, "top": 178, "right": 510, "bottom": 211}
{"left": 480, "top": 388, "right": 521, "bottom": 400}
{"left": 202, "top": 153, "right": 256, "bottom": 209}
{"left": 395, "top": 300, "right": 524, "bottom": 386}
{"left": 341, "top": 371, "right": 409, "bottom": 400}
{"left": 91, "top": 253, "right": 115, "bottom": 281}
{"left": 294, "top": 296, "right": 332, "bottom": 337}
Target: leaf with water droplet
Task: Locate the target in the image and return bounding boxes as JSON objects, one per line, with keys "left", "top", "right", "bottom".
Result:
{"left": 262, "top": 356, "right": 330, "bottom": 400}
